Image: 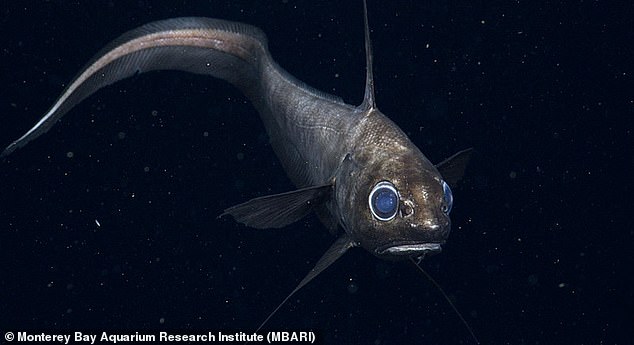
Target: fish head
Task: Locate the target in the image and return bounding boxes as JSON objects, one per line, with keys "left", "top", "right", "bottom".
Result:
{"left": 336, "top": 119, "right": 454, "bottom": 261}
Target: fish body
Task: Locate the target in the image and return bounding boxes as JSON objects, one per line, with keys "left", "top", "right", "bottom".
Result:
{"left": 1, "top": 3, "right": 472, "bottom": 325}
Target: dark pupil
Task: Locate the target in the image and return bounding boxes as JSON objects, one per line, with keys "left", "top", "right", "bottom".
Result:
{"left": 373, "top": 188, "right": 397, "bottom": 218}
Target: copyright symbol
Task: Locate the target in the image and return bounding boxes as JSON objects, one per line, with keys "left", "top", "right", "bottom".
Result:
{"left": 5, "top": 332, "right": 14, "bottom": 341}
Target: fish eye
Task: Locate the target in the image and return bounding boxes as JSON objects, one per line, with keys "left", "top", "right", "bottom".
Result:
{"left": 369, "top": 181, "right": 399, "bottom": 221}
{"left": 441, "top": 181, "right": 453, "bottom": 215}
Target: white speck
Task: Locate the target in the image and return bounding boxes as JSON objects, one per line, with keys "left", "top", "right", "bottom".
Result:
{"left": 95, "top": 219, "right": 101, "bottom": 227}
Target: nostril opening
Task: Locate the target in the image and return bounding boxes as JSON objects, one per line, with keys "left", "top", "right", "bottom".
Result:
{"left": 401, "top": 200, "right": 415, "bottom": 217}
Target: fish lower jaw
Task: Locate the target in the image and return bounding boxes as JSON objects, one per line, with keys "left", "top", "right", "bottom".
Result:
{"left": 378, "top": 242, "right": 443, "bottom": 256}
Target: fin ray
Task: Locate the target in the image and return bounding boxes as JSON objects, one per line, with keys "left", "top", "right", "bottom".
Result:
{"left": 255, "top": 235, "right": 356, "bottom": 332}
{"left": 360, "top": 0, "right": 377, "bottom": 112}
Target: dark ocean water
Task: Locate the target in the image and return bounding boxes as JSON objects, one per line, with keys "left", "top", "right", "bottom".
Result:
{"left": 1, "top": 1, "right": 631, "bottom": 344}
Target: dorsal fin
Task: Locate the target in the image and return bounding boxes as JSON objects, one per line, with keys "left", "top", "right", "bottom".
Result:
{"left": 360, "top": 0, "right": 377, "bottom": 112}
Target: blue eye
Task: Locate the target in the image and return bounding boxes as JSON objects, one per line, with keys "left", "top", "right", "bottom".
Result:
{"left": 369, "top": 181, "right": 399, "bottom": 221}
{"left": 441, "top": 181, "right": 453, "bottom": 214}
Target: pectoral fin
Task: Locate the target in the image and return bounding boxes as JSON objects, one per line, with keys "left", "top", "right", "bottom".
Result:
{"left": 436, "top": 148, "right": 474, "bottom": 188}
{"left": 220, "top": 184, "right": 332, "bottom": 229}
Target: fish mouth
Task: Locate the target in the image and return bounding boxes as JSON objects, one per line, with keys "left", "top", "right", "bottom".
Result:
{"left": 377, "top": 242, "right": 443, "bottom": 256}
